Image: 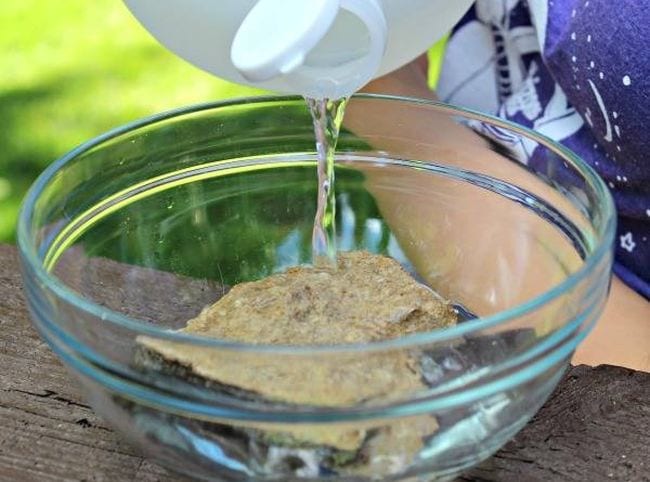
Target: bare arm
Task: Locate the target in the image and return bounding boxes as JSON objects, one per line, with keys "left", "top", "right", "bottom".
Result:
{"left": 351, "top": 60, "right": 650, "bottom": 372}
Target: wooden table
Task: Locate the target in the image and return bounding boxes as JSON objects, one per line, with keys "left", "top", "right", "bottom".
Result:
{"left": 0, "top": 244, "right": 648, "bottom": 482}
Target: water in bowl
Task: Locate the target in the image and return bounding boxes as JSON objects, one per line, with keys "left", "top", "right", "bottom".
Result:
{"left": 45, "top": 154, "right": 589, "bottom": 310}
{"left": 42, "top": 154, "right": 591, "bottom": 480}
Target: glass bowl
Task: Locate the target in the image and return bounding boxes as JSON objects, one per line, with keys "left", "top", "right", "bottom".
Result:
{"left": 18, "top": 95, "right": 615, "bottom": 481}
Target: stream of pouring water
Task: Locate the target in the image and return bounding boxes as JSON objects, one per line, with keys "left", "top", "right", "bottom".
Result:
{"left": 305, "top": 97, "right": 349, "bottom": 268}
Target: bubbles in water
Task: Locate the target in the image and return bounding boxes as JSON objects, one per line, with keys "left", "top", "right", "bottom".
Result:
{"left": 304, "top": 97, "right": 348, "bottom": 269}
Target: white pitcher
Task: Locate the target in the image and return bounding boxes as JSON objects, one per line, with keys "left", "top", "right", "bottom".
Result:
{"left": 124, "top": 0, "right": 474, "bottom": 99}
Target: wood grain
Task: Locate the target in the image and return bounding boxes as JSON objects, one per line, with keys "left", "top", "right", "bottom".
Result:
{"left": 0, "top": 244, "right": 648, "bottom": 482}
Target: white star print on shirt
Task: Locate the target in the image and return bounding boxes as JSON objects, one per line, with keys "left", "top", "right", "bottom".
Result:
{"left": 620, "top": 232, "right": 636, "bottom": 253}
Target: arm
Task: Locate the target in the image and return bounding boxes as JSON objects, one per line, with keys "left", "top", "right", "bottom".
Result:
{"left": 351, "top": 61, "right": 650, "bottom": 372}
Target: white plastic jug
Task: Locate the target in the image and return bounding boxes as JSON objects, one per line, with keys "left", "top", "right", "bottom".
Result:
{"left": 124, "top": 0, "right": 474, "bottom": 99}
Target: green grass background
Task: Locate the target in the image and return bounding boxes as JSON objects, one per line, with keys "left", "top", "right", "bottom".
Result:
{"left": 0, "top": 1, "right": 445, "bottom": 242}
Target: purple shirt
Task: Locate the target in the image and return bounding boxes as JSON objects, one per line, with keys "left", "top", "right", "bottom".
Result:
{"left": 439, "top": 0, "right": 650, "bottom": 299}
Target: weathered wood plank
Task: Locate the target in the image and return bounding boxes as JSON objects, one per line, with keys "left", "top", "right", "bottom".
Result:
{"left": 463, "top": 364, "right": 650, "bottom": 482}
{"left": 1, "top": 244, "right": 648, "bottom": 482}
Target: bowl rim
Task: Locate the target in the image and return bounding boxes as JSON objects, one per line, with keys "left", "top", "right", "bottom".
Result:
{"left": 17, "top": 94, "right": 616, "bottom": 354}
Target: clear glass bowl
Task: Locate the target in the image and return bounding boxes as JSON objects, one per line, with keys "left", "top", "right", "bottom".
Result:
{"left": 18, "top": 95, "right": 615, "bottom": 481}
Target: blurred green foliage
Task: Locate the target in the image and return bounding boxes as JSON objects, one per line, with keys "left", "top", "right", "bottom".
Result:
{"left": 0, "top": 0, "right": 264, "bottom": 241}
{"left": 0, "top": 1, "right": 445, "bottom": 243}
